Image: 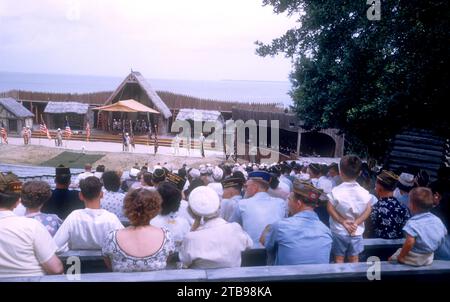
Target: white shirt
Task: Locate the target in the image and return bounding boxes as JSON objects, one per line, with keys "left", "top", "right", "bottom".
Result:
{"left": 178, "top": 200, "right": 194, "bottom": 226}
{"left": 150, "top": 212, "right": 190, "bottom": 250}
{"left": 220, "top": 195, "right": 242, "bottom": 222}
{"left": 179, "top": 217, "right": 253, "bottom": 269}
{"left": 74, "top": 171, "right": 94, "bottom": 187}
{"left": 0, "top": 211, "right": 58, "bottom": 277}
{"left": 316, "top": 176, "right": 333, "bottom": 194}
{"left": 93, "top": 172, "right": 103, "bottom": 179}
{"left": 327, "top": 181, "right": 372, "bottom": 236}
{"left": 13, "top": 202, "right": 26, "bottom": 216}
{"left": 53, "top": 208, "right": 124, "bottom": 252}
{"left": 268, "top": 181, "right": 290, "bottom": 201}
{"left": 279, "top": 175, "right": 293, "bottom": 191}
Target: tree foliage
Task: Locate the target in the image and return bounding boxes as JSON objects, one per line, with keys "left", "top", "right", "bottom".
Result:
{"left": 256, "top": 0, "right": 449, "bottom": 158}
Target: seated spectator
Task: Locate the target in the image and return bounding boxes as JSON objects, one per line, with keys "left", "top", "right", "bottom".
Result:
{"left": 367, "top": 170, "right": 410, "bottom": 239}
{"left": 42, "top": 165, "right": 84, "bottom": 220}
{"left": 389, "top": 187, "right": 447, "bottom": 266}
{"left": 120, "top": 168, "right": 140, "bottom": 192}
{"left": 165, "top": 172, "right": 193, "bottom": 226}
{"left": 328, "top": 163, "right": 341, "bottom": 188}
{"left": 102, "top": 188, "right": 175, "bottom": 272}
{"left": 74, "top": 164, "right": 94, "bottom": 187}
{"left": 268, "top": 172, "right": 290, "bottom": 201}
{"left": 394, "top": 172, "right": 416, "bottom": 209}
{"left": 140, "top": 172, "right": 154, "bottom": 190}
{"left": 430, "top": 179, "right": 450, "bottom": 230}
{"left": 151, "top": 182, "right": 190, "bottom": 250}
{"left": 179, "top": 186, "right": 253, "bottom": 269}
{"left": 21, "top": 181, "right": 62, "bottom": 236}
{"left": 230, "top": 171, "right": 286, "bottom": 248}
{"left": 94, "top": 165, "right": 105, "bottom": 179}
{"left": 260, "top": 180, "right": 332, "bottom": 265}
{"left": 0, "top": 173, "right": 63, "bottom": 277}
{"left": 54, "top": 176, "right": 123, "bottom": 252}
{"left": 100, "top": 171, "right": 126, "bottom": 221}
{"left": 152, "top": 168, "right": 166, "bottom": 188}
{"left": 220, "top": 177, "right": 244, "bottom": 222}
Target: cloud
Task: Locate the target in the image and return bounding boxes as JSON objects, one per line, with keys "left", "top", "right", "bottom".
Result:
{"left": 0, "top": 0, "right": 296, "bottom": 81}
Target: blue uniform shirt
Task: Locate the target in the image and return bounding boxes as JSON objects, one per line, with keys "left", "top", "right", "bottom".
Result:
{"left": 264, "top": 210, "right": 332, "bottom": 265}
{"left": 403, "top": 212, "right": 447, "bottom": 254}
{"left": 230, "top": 192, "right": 286, "bottom": 248}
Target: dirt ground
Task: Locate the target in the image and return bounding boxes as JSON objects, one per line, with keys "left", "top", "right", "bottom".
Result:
{"left": 0, "top": 144, "right": 242, "bottom": 171}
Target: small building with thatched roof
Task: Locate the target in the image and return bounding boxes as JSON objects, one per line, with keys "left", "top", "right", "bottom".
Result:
{"left": 102, "top": 71, "right": 172, "bottom": 134}
{"left": 44, "top": 101, "right": 91, "bottom": 130}
{"left": 0, "top": 98, "right": 34, "bottom": 133}
{"left": 174, "top": 108, "right": 224, "bottom": 137}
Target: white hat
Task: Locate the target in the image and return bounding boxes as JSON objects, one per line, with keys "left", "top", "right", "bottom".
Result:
{"left": 298, "top": 172, "right": 311, "bottom": 182}
{"left": 189, "top": 168, "right": 201, "bottom": 179}
{"left": 398, "top": 173, "right": 415, "bottom": 188}
{"left": 188, "top": 186, "right": 220, "bottom": 218}
{"left": 208, "top": 182, "right": 223, "bottom": 199}
{"left": 212, "top": 166, "right": 223, "bottom": 182}
{"left": 57, "top": 128, "right": 61, "bottom": 131}
{"left": 129, "top": 168, "right": 140, "bottom": 177}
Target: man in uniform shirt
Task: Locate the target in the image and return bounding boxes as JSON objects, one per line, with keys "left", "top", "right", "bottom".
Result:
{"left": 260, "top": 180, "right": 332, "bottom": 265}
{"left": 229, "top": 171, "right": 286, "bottom": 247}
{"left": 220, "top": 177, "right": 244, "bottom": 222}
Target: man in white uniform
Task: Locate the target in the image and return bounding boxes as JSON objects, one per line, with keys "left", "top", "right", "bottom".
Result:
{"left": 179, "top": 186, "right": 253, "bottom": 269}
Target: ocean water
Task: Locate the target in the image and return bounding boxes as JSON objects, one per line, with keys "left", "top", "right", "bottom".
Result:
{"left": 0, "top": 71, "right": 293, "bottom": 107}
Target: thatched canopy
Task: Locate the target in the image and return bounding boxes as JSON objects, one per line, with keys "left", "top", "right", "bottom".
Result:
{"left": 93, "top": 99, "right": 160, "bottom": 113}
{"left": 44, "top": 101, "right": 89, "bottom": 114}
{"left": 176, "top": 108, "right": 223, "bottom": 124}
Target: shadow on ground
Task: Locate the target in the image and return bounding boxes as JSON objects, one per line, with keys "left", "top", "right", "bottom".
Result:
{"left": 40, "top": 151, "right": 105, "bottom": 168}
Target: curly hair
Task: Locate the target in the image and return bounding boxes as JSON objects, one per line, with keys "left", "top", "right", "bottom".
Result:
{"left": 124, "top": 188, "right": 162, "bottom": 226}
{"left": 21, "top": 181, "right": 52, "bottom": 209}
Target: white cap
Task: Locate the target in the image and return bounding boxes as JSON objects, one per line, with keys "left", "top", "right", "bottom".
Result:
{"left": 188, "top": 186, "right": 220, "bottom": 218}
{"left": 189, "top": 168, "right": 201, "bottom": 179}
{"left": 212, "top": 166, "right": 223, "bottom": 182}
{"left": 398, "top": 173, "right": 415, "bottom": 187}
{"left": 298, "top": 172, "right": 311, "bottom": 182}
{"left": 208, "top": 182, "right": 223, "bottom": 199}
{"left": 129, "top": 168, "right": 140, "bottom": 177}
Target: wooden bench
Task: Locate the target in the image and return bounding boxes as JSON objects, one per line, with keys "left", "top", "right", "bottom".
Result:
{"left": 55, "top": 238, "right": 405, "bottom": 273}
{"left": 1, "top": 261, "right": 449, "bottom": 282}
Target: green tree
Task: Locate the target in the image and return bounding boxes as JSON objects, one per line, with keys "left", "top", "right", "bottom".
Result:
{"left": 256, "top": 0, "right": 449, "bottom": 158}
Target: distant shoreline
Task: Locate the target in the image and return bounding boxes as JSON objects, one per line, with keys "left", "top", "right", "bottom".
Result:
{"left": 0, "top": 71, "right": 292, "bottom": 106}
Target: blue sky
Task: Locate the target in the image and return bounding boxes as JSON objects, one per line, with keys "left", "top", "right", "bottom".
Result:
{"left": 0, "top": 0, "right": 297, "bottom": 81}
